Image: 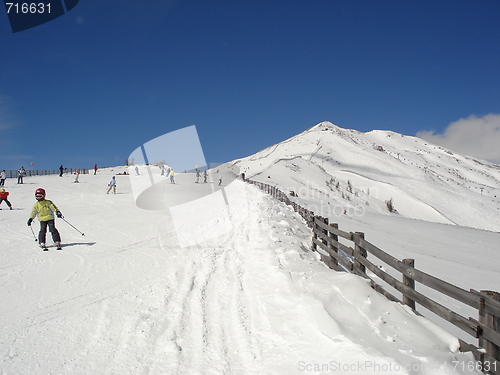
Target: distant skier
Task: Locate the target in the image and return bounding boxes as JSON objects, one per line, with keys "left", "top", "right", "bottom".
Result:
{"left": 107, "top": 176, "right": 117, "bottom": 194}
{"left": 217, "top": 170, "right": 222, "bottom": 186}
{"left": 195, "top": 163, "right": 199, "bottom": 172}
{"left": 203, "top": 170, "right": 208, "bottom": 183}
{"left": 169, "top": 169, "right": 175, "bottom": 184}
{"left": 59, "top": 165, "right": 64, "bottom": 177}
{"left": 93, "top": 164, "right": 98, "bottom": 175}
{"left": 0, "top": 188, "right": 13, "bottom": 210}
{"left": 196, "top": 169, "right": 201, "bottom": 183}
{"left": 0, "top": 170, "right": 6, "bottom": 186}
{"left": 135, "top": 166, "right": 139, "bottom": 175}
{"left": 27, "top": 188, "right": 62, "bottom": 250}
{"left": 17, "top": 166, "right": 26, "bottom": 184}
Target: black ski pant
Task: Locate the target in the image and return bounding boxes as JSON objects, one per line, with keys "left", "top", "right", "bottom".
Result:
{"left": 39, "top": 219, "right": 61, "bottom": 244}
{"left": 0, "top": 198, "right": 12, "bottom": 208}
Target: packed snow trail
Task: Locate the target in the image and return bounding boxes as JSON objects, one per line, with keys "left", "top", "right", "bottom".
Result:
{"left": 0, "top": 169, "right": 480, "bottom": 374}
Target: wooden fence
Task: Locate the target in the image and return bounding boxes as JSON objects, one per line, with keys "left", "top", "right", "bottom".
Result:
{"left": 4, "top": 168, "right": 90, "bottom": 179}
{"left": 246, "top": 178, "right": 500, "bottom": 375}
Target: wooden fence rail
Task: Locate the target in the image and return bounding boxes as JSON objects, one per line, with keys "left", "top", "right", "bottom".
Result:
{"left": 246, "top": 178, "right": 500, "bottom": 375}
{"left": 3, "top": 168, "right": 90, "bottom": 179}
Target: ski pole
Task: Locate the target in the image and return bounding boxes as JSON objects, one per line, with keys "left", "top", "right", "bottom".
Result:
{"left": 29, "top": 225, "right": 38, "bottom": 242}
{"left": 61, "top": 217, "right": 85, "bottom": 236}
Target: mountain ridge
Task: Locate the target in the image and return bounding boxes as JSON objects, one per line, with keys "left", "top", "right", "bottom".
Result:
{"left": 228, "top": 121, "right": 500, "bottom": 232}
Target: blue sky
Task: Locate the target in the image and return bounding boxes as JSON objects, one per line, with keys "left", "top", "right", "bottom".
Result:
{"left": 1, "top": 0, "right": 499, "bottom": 170}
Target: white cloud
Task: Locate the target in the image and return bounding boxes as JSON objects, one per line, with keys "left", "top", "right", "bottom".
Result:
{"left": 417, "top": 114, "right": 500, "bottom": 164}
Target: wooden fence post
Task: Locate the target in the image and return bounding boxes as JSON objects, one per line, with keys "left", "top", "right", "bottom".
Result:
{"left": 402, "top": 259, "right": 416, "bottom": 310}
{"left": 479, "top": 290, "right": 500, "bottom": 361}
{"left": 320, "top": 217, "right": 338, "bottom": 269}
{"left": 353, "top": 232, "right": 367, "bottom": 276}
{"left": 312, "top": 216, "right": 318, "bottom": 252}
{"left": 329, "top": 223, "right": 339, "bottom": 268}
{"left": 321, "top": 217, "right": 328, "bottom": 246}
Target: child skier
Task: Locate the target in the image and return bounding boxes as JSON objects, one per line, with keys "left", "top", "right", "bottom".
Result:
{"left": 0, "top": 188, "right": 13, "bottom": 210}
{"left": 107, "top": 176, "right": 117, "bottom": 194}
{"left": 27, "top": 188, "right": 63, "bottom": 250}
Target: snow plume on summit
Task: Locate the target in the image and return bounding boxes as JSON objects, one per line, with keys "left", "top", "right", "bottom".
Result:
{"left": 230, "top": 121, "right": 500, "bottom": 232}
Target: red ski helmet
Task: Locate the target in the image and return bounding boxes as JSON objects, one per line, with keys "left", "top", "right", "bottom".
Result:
{"left": 35, "top": 188, "right": 46, "bottom": 196}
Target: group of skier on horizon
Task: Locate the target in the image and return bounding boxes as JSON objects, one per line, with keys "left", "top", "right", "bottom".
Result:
{"left": 1, "top": 163, "right": 223, "bottom": 251}
{"left": 147, "top": 163, "right": 222, "bottom": 185}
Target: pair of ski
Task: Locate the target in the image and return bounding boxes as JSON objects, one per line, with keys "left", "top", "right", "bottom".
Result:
{"left": 40, "top": 243, "right": 63, "bottom": 251}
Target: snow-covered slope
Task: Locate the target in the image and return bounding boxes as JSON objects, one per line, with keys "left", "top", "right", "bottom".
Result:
{"left": 230, "top": 121, "right": 500, "bottom": 232}
{"left": 0, "top": 168, "right": 487, "bottom": 374}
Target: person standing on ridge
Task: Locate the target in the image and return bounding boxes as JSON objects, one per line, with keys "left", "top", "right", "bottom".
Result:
{"left": 59, "top": 165, "right": 64, "bottom": 177}
{"left": 27, "top": 188, "right": 63, "bottom": 250}
{"left": 169, "top": 169, "right": 175, "bottom": 184}
{"left": 94, "top": 164, "right": 98, "bottom": 175}
{"left": 0, "top": 170, "right": 6, "bottom": 186}
{"left": 0, "top": 188, "right": 13, "bottom": 210}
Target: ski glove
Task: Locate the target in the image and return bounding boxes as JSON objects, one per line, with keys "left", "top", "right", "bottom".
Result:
{"left": 27, "top": 218, "right": 33, "bottom": 226}
{"left": 56, "top": 211, "right": 63, "bottom": 218}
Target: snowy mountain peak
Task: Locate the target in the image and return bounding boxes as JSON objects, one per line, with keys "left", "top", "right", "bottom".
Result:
{"left": 308, "top": 121, "right": 363, "bottom": 137}
{"left": 231, "top": 122, "right": 500, "bottom": 232}
{"left": 309, "top": 121, "right": 342, "bottom": 132}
